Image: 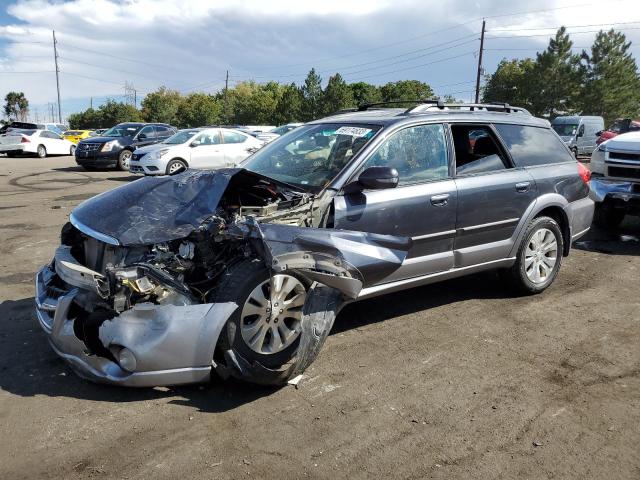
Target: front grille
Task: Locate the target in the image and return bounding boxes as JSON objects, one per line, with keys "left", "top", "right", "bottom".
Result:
{"left": 609, "top": 151, "right": 640, "bottom": 162}
{"left": 608, "top": 166, "right": 640, "bottom": 180}
{"left": 78, "top": 142, "right": 102, "bottom": 152}
{"left": 130, "top": 165, "right": 144, "bottom": 173}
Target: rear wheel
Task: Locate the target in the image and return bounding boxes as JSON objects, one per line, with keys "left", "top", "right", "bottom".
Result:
{"left": 593, "top": 203, "right": 625, "bottom": 229}
{"left": 117, "top": 150, "right": 132, "bottom": 171}
{"left": 166, "top": 159, "right": 187, "bottom": 175}
{"left": 37, "top": 145, "right": 47, "bottom": 158}
{"left": 501, "top": 216, "right": 563, "bottom": 295}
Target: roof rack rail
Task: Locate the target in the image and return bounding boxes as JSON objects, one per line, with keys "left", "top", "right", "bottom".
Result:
{"left": 357, "top": 98, "right": 444, "bottom": 111}
{"left": 407, "top": 102, "right": 531, "bottom": 115}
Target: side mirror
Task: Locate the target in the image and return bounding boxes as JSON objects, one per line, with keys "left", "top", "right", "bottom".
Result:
{"left": 138, "top": 133, "right": 147, "bottom": 140}
{"left": 190, "top": 140, "right": 201, "bottom": 148}
{"left": 577, "top": 125, "right": 585, "bottom": 137}
{"left": 595, "top": 130, "right": 603, "bottom": 137}
{"left": 357, "top": 166, "right": 399, "bottom": 190}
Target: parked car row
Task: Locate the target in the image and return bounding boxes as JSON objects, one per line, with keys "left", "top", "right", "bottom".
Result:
{"left": 129, "top": 127, "right": 264, "bottom": 175}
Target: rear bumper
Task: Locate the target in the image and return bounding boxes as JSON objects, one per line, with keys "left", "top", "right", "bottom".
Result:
{"left": 35, "top": 260, "right": 237, "bottom": 387}
{"left": 568, "top": 196, "right": 594, "bottom": 241}
{"left": 0, "top": 144, "right": 26, "bottom": 154}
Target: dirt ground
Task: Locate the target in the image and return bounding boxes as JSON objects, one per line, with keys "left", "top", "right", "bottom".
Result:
{"left": 0, "top": 155, "right": 638, "bottom": 480}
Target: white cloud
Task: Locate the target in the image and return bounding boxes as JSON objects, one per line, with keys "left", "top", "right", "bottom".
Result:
{"left": 0, "top": 0, "right": 639, "bottom": 120}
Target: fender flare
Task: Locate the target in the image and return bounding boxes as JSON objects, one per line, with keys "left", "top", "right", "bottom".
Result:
{"left": 508, "top": 193, "right": 571, "bottom": 258}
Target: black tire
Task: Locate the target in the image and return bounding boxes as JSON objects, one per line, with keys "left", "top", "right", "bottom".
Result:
{"left": 211, "top": 259, "right": 340, "bottom": 385}
{"left": 501, "top": 216, "right": 564, "bottom": 295}
{"left": 37, "top": 145, "right": 47, "bottom": 158}
{"left": 593, "top": 203, "right": 625, "bottom": 229}
{"left": 117, "top": 149, "right": 132, "bottom": 171}
{"left": 165, "top": 159, "right": 187, "bottom": 175}
{"left": 572, "top": 147, "right": 578, "bottom": 159}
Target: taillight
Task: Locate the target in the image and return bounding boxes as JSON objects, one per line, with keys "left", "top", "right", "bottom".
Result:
{"left": 21, "top": 136, "right": 30, "bottom": 143}
{"left": 577, "top": 161, "right": 591, "bottom": 183}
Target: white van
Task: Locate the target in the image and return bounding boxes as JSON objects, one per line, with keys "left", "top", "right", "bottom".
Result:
{"left": 551, "top": 116, "right": 604, "bottom": 157}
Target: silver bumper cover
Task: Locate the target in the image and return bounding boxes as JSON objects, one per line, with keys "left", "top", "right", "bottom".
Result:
{"left": 590, "top": 178, "right": 640, "bottom": 204}
{"left": 35, "top": 264, "right": 237, "bottom": 387}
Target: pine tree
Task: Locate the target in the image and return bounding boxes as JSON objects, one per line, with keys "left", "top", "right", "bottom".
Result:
{"left": 301, "top": 68, "right": 323, "bottom": 121}
{"left": 581, "top": 29, "right": 640, "bottom": 124}
{"left": 323, "top": 73, "right": 354, "bottom": 115}
{"left": 531, "top": 27, "right": 583, "bottom": 117}
{"left": 482, "top": 58, "right": 536, "bottom": 110}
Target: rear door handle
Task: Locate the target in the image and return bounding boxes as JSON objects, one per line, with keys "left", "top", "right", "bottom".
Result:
{"left": 430, "top": 193, "right": 450, "bottom": 206}
{"left": 515, "top": 182, "right": 531, "bottom": 193}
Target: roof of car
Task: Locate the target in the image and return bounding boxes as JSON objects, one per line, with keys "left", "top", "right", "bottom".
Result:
{"left": 311, "top": 107, "right": 550, "bottom": 129}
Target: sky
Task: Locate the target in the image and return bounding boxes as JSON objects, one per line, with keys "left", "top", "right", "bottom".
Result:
{"left": 1, "top": 0, "right": 640, "bottom": 123}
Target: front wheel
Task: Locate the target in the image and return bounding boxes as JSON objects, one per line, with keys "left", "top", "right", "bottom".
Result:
{"left": 165, "top": 159, "right": 187, "bottom": 175}
{"left": 117, "top": 150, "right": 132, "bottom": 171}
{"left": 211, "top": 260, "right": 340, "bottom": 385}
{"left": 37, "top": 145, "right": 47, "bottom": 158}
{"left": 501, "top": 216, "right": 563, "bottom": 295}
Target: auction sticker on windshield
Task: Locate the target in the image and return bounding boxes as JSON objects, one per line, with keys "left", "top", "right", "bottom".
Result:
{"left": 335, "top": 126, "right": 373, "bottom": 137}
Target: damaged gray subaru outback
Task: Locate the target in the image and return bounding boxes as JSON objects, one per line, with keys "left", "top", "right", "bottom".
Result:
{"left": 36, "top": 101, "right": 595, "bottom": 387}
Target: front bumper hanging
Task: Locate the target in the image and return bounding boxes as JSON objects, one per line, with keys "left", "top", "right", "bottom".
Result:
{"left": 35, "top": 263, "right": 237, "bottom": 387}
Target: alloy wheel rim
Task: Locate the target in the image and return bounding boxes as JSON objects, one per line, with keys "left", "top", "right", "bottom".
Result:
{"left": 168, "top": 162, "right": 184, "bottom": 174}
{"left": 38, "top": 146, "right": 45, "bottom": 157}
{"left": 121, "top": 151, "right": 131, "bottom": 168}
{"left": 524, "top": 228, "right": 558, "bottom": 284}
{"left": 240, "top": 274, "right": 306, "bottom": 354}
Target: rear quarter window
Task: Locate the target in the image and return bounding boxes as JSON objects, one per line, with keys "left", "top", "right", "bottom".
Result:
{"left": 494, "top": 124, "right": 574, "bottom": 167}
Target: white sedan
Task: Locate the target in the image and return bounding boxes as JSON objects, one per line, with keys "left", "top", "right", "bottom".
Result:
{"left": 0, "top": 129, "right": 76, "bottom": 157}
{"left": 129, "top": 127, "right": 264, "bottom": 175}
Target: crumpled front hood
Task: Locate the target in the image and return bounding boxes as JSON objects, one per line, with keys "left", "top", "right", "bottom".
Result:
{"left": 71, "top": 168, "right": 274, "bottom": 246}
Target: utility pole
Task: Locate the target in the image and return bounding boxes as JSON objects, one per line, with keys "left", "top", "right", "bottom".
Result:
{"left": 474, "top": 19, "right": 486, "bottom": 104}
{"left": 224, "top": 69, "right": 229, "bottom": 123}
{"left": 52, "top": 30, "right": 62, "bottom": 123}
{"left": 90, "top": 97, "right": 93, "bottom": 109}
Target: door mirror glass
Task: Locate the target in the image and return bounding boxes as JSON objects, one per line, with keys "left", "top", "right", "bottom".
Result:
{"left": 357, "top": 166, "right": 399, "bottom": 190}
{"left": 138, "top": 133, "right": 147, "bottom": 140}
{"left": 595, "top": 130, "right": 603, "bottom": 137}
{"left": 577, "top": 124, "right": 585, "bottom": 137}
{"left": 190, "top": 140, "right": 201, "bottom": 147}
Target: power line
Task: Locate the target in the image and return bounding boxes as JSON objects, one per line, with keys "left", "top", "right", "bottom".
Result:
{"left": 231, "top": 34, "right": 480, "bottom": 80}
{"left": 486, "top": 26, "right": 640, "bottom": 39}
{"left": 487, "top": 20, "right": 640, "bottom": 32}
{"left": 0, "top": 70, "right": 55, "bottom": 73}
{"left": 343, "top": 51, "right": 475, "bottom": 81}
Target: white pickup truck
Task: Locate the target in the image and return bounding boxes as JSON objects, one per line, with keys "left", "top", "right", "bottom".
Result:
{"left": 590, "top": 131, "right": 640, "bottom": 227}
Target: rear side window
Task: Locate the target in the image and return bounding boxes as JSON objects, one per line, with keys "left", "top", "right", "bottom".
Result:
{"left": 495, "top": 124, "right": 574, "bottom": 167}
{"left": 451, "top": 124, "right": 510, "bottom": 175}
{"left": 223, "top": 130, "right": 248, "bottom": 144}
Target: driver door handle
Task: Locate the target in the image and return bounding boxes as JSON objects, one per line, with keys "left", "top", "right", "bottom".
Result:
{"left": 515, "top": 181, "right": 531, "bottom": 193}
{"left": 430, "top": 193, "right": 450, "bottom": 206}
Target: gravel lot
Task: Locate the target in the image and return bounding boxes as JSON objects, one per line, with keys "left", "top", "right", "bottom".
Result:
{"left": 1, "top": 155, "right": 639, "bottom": 480}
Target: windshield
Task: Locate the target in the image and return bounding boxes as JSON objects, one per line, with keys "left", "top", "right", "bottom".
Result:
{"left": 163, "top": 130, "right": 201, "bottom": 145}
{"left": 103, "top": 125, "right": 141, "bottom": 137}
{"left": 243, "top": 123, "right": 381, "bottom": 191}
{"left": 552, "top": 124, "right": 578, "bottom": 136}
